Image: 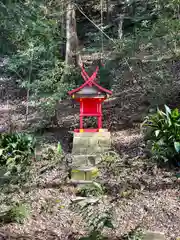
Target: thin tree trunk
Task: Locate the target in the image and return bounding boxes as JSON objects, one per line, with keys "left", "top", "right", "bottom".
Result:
{"left": 60, "top": 1, "right": 66, "bottom": 59}
{"left": 177, "top": 5, "right": 180, "bottom": 19}
{"left": 106, "top": 0, "right": 110, "bottom": 23}
{"left": 118, "top": 14, "right": 124, "bottom": 39}
{"left": 65, "top": 2, "right": 80, "bottom": 66}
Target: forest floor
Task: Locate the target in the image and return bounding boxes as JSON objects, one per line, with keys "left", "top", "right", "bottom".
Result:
{"left": 0, "top": 75, "right": 180, "bottom": 240}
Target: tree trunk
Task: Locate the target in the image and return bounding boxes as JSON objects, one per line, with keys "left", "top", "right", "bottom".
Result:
{"left": 60, "top": 1, "right": 66, "bottom": 59}
{"left": 50, "top": 100, "right": 59, "bottom": 126}
{"left": 106, "top": 0, "right": 110, "bottom": 23}
{"left": 118, "top": 14, "right": 124, "bottom": 39}
{"left": 65, "top": 2, "right": 80, "bottom": 66}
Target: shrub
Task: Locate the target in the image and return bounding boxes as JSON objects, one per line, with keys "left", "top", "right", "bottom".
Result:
{"left": 143, "top": 105, "right": 180, "bottom": 165}
{"left": 0, "top": 202, "right": 30, "bottom": 224}
{"left": 77, "top": 182, "right": 104, "bottom": 197}
{"left": 0, "top": 132, "right": 36, "bottom": 175}
{"left": 70, "top": 198, "right": 114, "bottom": 240}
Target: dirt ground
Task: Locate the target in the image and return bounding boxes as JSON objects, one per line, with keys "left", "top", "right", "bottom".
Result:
{"left": 0, "top": 126, "right": 179, "bottom": 240}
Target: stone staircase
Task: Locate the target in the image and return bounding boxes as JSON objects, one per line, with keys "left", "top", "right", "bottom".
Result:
{"left": 70, "top": 130, "right": 111, "bottom": 184}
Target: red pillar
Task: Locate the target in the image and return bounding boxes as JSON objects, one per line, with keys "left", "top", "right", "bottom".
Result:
{"left": 80, "top": 100, "right": 83, "bottom": 130}
{"left": 98, "top": 102, "right": 102, "bottom": 129}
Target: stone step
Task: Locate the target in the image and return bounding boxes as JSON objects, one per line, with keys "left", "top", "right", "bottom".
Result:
{"left": 73, "top": 130, "right": 109, "bottom": 137}
{"left": 72, "top": 155, "right": 97, "bottom": 167}
{"left": 69, "top": 179, "right": 94, "bottom": 186}
{"left": 74, "top": 167, "right": 99, "bottom": 172}
{"left": 72, "top": 146, "right": 111, "bottom": 155}
{"left": 71, "top": 154, "right": 101, "bottom": 167}
{"left": 71, "top": 167, "right": 99, "bottom": 181}
{"left": 72, "top": 137, "right": 111, "bottom": 147}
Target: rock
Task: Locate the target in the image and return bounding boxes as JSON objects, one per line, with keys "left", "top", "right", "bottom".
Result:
{"left": 70, "top": 196, "right": 99, "bottom": 204}
{"left": 144, "top": 231, "right": 165, "bottom": 240}
{"left": 149, "top": 108, "right": 156, "bottom": 114}
{"left": 0, "top": 126, "right": 8, "bottom": 133}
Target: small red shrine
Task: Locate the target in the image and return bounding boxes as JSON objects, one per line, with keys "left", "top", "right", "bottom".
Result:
{"left": 68, "top": 65, "right": 112, "bottom": 132}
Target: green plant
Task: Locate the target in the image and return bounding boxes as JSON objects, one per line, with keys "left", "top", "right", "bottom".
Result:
{"left": 77, "top": 182, "right": 104, "bottom": 197}
{"left": 142, "top": 105, "right": 180, "bottom": 165}
{"left": 57, "top": 142, "right": 62, "bottom": 155}
{"left": 40, "top": 198, "right": 65, "bottom": 214}
{"left": 101, "top": 151, "right": 119, "bottom": 166}
{"left": 0, "top": 202, "right": 30, "bottom": 224}
{"left": 0, "top": 132, "right": 36, "bottom": 174}
{"left": 70, "top": 198, "right": 114, "bottom": 240}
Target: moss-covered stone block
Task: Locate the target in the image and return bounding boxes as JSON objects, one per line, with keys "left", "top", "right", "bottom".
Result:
{"left": 72, "top": 147, "right": 88, "bottom": 155}
{"left": 86, "top": 146, "right": 101, "bottom": 154}
{"left": 98, "top": 138, "right": 111, "bottom": 147}
{"left": 71, "top": 155, "right": 102, "bottom": 168}
{"left": 73, "top": 137, "right": 90, "bottom": 147}
{"left": 89, "top": 136, "right": 98, "bottom": 146}
{"left": 72, "top": 131, "right": 111, "bottom": 155}
{"left": 72, "top": 155, "right": 97, "bottom": 167}
{"left": 71, "top": 169, "right": 86, "bottom": 181}
{"left": 71, "top": 167, "right": 99, "bottom": 181}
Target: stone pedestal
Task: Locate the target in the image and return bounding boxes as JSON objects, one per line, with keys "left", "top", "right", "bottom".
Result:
{"left": 70, "top": 130, "right": 111, "bottom": 182}
{"left": 71, "top": 167, "right": 99, "bottom": 181}
{"left": 72, "top": 131, "right": 111, "bottom": 155}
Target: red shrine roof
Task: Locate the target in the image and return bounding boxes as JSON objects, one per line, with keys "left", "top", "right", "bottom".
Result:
{"left": 68, "top": 79, "right": 112, "bottom": 95}
{"left": 68, "top": 66, "right": 112, "bottom": 96}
